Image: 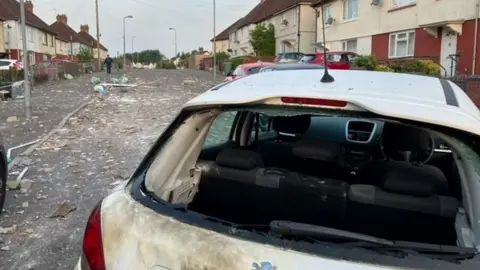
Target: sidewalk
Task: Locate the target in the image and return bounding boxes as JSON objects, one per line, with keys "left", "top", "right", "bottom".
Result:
{"left": 0, "top": 71, "right": 124, "bottom": 157}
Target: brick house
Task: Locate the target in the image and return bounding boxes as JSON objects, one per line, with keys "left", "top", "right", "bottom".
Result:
{"left": 222, "top": 0, "right": 318, "bottom": 56}
{"left": 77, "top": 24, "right": 108, "bottom": 62}
{"left": 0, "top": 0, "right": 57, "bottom": 63}
{"left": 313, "top": 0, "right": 480, "bottom": 76}
{"left": 49, "top": 14, "right": 90, "bottom": 62}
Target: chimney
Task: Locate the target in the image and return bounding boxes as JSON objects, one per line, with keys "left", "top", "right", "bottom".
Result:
{"left": 56, "top": 14, "right": 68, "bottom": 24}
{"left": 25, "top": 1, "right": 33, "bottom": 12}
{"left": 80, "top": 24, "right": 89, "bottom": 33}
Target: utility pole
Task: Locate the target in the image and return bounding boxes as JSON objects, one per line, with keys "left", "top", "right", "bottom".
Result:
{"left": 169, "top": 28, "right": 177, "bottom": 58}
{"left": 213, "top": 0, "right": 216, "bottom": 81}
{"left": 123, "top": 15, "right": 133, "bottom": 72}
{"left": 131, "top": 36, "right": 135, "bottom": 63}
{"left": 20, "top": 0, "right": 31, "bottom": 119}
{"left": 95, "top": 0, "right": 101, "bottom": 72}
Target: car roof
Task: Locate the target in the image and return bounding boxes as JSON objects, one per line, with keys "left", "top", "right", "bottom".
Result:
{"left": 185, "top": 69, "right": 480, "bottom": 136}
{"left": 241, "top": 62, "right": 275, "bottom": 68}
{"left": 261, "top": 63, "right": 323, "bottom": 71}
{"left": 317, "top": 51, "right": 355, "bottom": 55}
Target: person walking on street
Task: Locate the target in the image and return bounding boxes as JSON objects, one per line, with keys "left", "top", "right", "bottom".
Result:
{"left": 104, "top": 55, "right": 113, "bottom": 74}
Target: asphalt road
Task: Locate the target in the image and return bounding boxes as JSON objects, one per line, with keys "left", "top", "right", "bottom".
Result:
{"left": 0, "top": 69, "right": 223, "bottom": 270}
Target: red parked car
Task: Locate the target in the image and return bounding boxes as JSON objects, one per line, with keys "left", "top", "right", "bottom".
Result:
{"left": 225, "top": 62, "right": 275, "bottom": 81}
{"left": 299, "top": 51, "right": 358, "bottom": 70}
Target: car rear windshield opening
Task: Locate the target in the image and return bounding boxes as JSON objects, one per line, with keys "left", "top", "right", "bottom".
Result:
{"left": 144, "top": 107, "right": 476, "bottom": 263}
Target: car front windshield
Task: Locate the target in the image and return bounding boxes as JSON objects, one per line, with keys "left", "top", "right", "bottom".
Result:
{"left": 299, "top": 54, "right": 316, "bottom": 62}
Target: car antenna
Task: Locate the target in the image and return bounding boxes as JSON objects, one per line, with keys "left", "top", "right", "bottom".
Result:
{"left": 320, "top": 4, "right": 334, "bottom": 83}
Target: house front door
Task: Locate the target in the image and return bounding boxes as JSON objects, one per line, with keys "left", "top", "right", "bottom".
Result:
{"left": 440, "top": 27, "right": 458, "bottom": 76}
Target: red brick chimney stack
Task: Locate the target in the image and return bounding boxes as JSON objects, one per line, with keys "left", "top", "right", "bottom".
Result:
{"left": 56, "top": 14, "right": 68, "bottom": 24}
{"left": 80, "top": 24, "right": 89, "bottom": 33}
{"left": 25, "top": 0, "right": 33, "bottom": 12}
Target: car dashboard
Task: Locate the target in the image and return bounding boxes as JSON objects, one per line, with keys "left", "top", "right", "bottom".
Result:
{"left": 302, "top": 117, "right": 450, "bottom": 172}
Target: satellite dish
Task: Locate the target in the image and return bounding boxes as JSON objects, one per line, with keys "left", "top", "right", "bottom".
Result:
{"left": 326, "top": 17, "right": 334, "bottom": 25}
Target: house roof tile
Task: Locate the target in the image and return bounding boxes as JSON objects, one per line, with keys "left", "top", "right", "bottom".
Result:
{"left": 50, "top": 21, "right": 89, "bottom": 45}
{"left": 210, "top": 16, "right": 245, "bottom": 41}
{"left": 0, "top": 0, "right": 56, "bottom": 34}
{"left": 77, "top": 31, "right": 108, "bottom": 51}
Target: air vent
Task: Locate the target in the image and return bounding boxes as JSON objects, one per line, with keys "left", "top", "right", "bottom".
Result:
{"left": 346, "top": 120, "right": 376, "bottom": 143}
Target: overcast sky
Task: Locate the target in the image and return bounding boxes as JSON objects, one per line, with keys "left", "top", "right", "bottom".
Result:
{"left": 33, "top": 0, "right": 258, "bottom": 57}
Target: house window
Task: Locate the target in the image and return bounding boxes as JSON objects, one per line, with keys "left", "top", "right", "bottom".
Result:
{"left": 50, "top": 35, "right": 54, "bottom": 47}
{"left": 343, "top": 0, "right": 358, "bottom": 20}
{"left": 392, "top": 0, "right": 416, "bottom": 7}
{"left": 342, "top": 39, "right": 357, "bottom": 52}
{"left": 42, "top": 33, "right": 48, "bottom": 45}
{"left": 389, "top": 31, "right": 415, "bottom": 58}
{"left": 282, "top": 14, "right": 287, "bottom": 28}
{"left": 325, "top": 5, "right": 333, "bottom": 19}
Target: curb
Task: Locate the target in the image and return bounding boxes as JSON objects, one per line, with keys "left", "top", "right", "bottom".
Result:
{"left": 7, "top": 97, "right": 96, "bottom": 172}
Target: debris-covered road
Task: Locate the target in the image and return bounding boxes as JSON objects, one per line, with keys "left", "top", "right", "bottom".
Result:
{"left": 0, "top": 69, "right": 222, "bottom": 270}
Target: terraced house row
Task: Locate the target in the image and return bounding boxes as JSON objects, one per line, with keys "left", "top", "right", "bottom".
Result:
{"left": 212, "top": 0, "right": 480, "bottom": 76}
{"left": 0, "top": 0, "right": 108, "bottom": 64}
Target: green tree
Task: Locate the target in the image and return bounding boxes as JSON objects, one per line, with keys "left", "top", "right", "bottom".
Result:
{"left": 123, "top": 49, "right": 165, "bottom": 64}
{"left": 77, "top": 46, "right": 93, "bottom": 62}
{"left": 249, "top": 23, "right": 275, "bottom": 56}
{"left": 214, "top": 51, "right": 230, "bottom": 61}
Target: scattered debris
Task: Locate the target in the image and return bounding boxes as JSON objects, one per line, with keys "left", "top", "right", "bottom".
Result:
{"left": 19, "top": 179, "right": 33, "bottom": 192}
{"left": 91, "top": 77, "right": 101, "bottom": 85}
{"left": 6, "top": 116, "right": 18, "bottom": 122}
{"left": 99, "top": 83, "right": 137, "bottom": 87}
{"left": 49, "top": 201, "right": 77, "bottom": 218}
{"left": 10, "top": 80, "right": 25, "bottom": 98}
{"left": 17, "top": 228, "right": 34, "bottom": 236}
{"left": 21, "top": 202, "right": 29, "bottom": 208}
{"left": 64, "top": 74, "right": 74, "bottom": 80}
{"left": 7, "top": 139, "right": 40, "bottom": 163}
{"left": 0, "top": 225, "right": 16, "bottom": 234}
{"left": 6, "top": 167, "right": 29, "bottom": 190}
{"left": 94, "top": 85, "right": 108, "bottom": 96}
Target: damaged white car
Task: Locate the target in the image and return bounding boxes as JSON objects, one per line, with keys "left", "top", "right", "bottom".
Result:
{"left": 77, "top": 69, "right": 480, "bottom": 270}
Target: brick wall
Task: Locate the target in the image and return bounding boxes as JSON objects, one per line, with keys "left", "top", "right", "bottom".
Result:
{"left": 465, "top": 76, "right": 480, "bottom": 106}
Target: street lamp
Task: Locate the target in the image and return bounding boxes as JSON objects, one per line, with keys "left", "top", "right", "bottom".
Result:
{"left": 169, "top": 28, "right": 177, "bottom": 58}
{"left": 212, "top": 0, "right": 216, "bottom": 81}
{"left": 123, "top": 15, "right": 133, "bottom": 72}
{"left": 131, "top": 36, "right": 136, "bottom": 63}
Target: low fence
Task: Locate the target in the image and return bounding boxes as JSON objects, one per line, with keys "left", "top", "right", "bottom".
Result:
{"left": 0, "top": 61, "right": 94, "bottom": 85}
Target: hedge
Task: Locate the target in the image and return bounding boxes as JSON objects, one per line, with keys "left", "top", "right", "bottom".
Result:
{"left": 353, "top": 55, "right": 442, "bottom": 77}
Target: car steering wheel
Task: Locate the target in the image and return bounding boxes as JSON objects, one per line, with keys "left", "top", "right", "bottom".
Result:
{"left": 380, "top": 134, "right": 435, "bottom": 165}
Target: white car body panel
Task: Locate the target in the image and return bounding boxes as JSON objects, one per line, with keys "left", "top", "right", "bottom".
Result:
{"left": 187, "top": 70, "right": 480, "bottom": 136}
{"left": 0, "top": 60, "right": 20, "bottom": 70}
{"left": 76, "top": 70, "right": 480, "bottom": 269}
{"left": 93, "top": 189, "right": 397, "bottom": 270}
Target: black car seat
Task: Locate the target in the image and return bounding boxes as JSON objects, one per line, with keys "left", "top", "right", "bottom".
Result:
{"left": 256, "top": 115, "right": 311, "bottom": 169}
{"left": 347, "top": 123, "right": 460, "bottom": 244}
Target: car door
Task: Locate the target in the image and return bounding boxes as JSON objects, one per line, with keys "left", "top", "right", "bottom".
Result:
{"left": 327, "top": 53, "right": 350, "bottom": 70}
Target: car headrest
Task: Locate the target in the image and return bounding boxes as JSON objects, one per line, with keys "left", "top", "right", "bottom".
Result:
{"left": 382, "top": 165, "right": 448, "bottom": 197}
{"left": 382, "top": 122, "right": 431, "bottom": 152}
{"left": 271, "top": 115, "right": 311, "bottom": 135}
{"left": 215, "top": 148, "right": 264, "bottom": 170}
{"left": 292, "top": 140, "right": 341, "bottom": 162}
